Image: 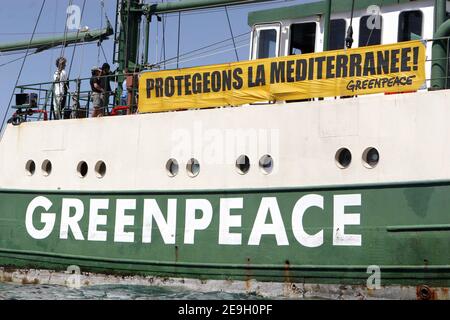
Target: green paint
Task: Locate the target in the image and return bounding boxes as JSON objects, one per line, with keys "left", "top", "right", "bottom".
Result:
{"left": 0, "top": 183, "right": 449, "bottom": 286}
{"left": 144, "top": 0, "right": 274, "bottom": 15}
{"left": 431, "top": 19, "right": 450, "bottom": 90}
{"left": 0, "top": 25, "right": 113, "bottom": 53}
{"left": 248, "top": 0, "right": 413, "bottom": 26}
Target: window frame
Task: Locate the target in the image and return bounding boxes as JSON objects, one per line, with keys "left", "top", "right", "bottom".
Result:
{"left": 397, "top": 10, "right": 423, "bottom": 42}
{"left": 251, "top": 23, "right": 281, "bottom": 60}
{"left": 288, "top": 21, "right": 318, "bottom": 55}
{"left": 358, "top": 14, "right": 383, "bottom": 47}
{"left": 329, "top": 19, "right": 347, "bottom": 51}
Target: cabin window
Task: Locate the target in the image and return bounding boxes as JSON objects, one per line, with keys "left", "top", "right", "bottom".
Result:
{"left": 398, "top": 11, "right": 423, "bottom": 42}
{"left": 329, "top": 19, "right": 346, "bottom": 50}
{"left": 256, "top": 29, "right": 278, "bottom": 59}
{"left": 290, "top": 22, "right": 316, "bottom": 55}
{"left": 359, "top": 15, "right": 382, "bottom": 47}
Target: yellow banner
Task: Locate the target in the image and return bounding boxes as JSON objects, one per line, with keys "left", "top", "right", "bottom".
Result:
{"left": 138, "top": 40, "right": 426, "bottom": 113}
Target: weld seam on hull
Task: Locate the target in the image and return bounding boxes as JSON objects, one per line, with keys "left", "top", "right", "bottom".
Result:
{"left": 1, "top": 247, "right": 450, "bottom": 272}
{"left": 2, "top": 178, "right": 450, "bottom": 195}
{"left": 386, "top": 224, "right": 450, "bottom": 232}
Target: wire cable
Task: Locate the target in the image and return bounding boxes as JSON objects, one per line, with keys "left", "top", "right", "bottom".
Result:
{"left": 154, "top": 31, "right": 250, "bottom": 68}
{"left": 176, "top": 12, "right": 181, "bottom": 68}
{"left": 0, "top": 0, "right": 47, "bottom": 135}
{"left": 224, "top": 6, "right": 239, "bottom": 61}
{"left": 67, "top": 0, "right": 87, "bottom": 79}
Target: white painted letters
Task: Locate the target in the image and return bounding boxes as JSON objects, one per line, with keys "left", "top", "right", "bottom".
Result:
{"left": 292, "top": 194, "right": 324, "bottom": 247}
{"left": 114, "top": 199, "right": 136, "bottom": 243}
{"left": 25, "top": 194, "right": 362, "bottom": 247}
{"left": 184, "top": 199, "right": 213, "bottom": 244}
{"left": 333, "top": 194, "right": 362, "bottom": 246}
{"left": 218, "top": 198, "right": 243, "bottom": 245}
{"left": 88, "top": 199, "right": 109, "bottom": 241}
{"left": 248, "top": 197, "right": 288, "bottom": 245}
{"left": 60, "top": 198, "right": 84, "bottom": 240}
{"left": 25, "top": 196, "right": 56, "bottom": 240}
{"left": 142, "top": 199, "right": 177, "bottom": 244}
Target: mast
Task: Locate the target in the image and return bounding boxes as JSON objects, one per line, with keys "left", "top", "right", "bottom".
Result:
{"left": 143, "top": 0, "right": 275, "bottom": 14}
{"left": 0, "top": 23, "right": 113, "bottom": 53}
{"left": 114, "top": 0, "right": 274, "bottom": 107}
{"left": 323, "top": 0, "right": 331, "bottom": 51}
{"left": 115, "top": 0, "right": 274, "bottom": 74}
{"left": 431, "top": 0, "right": 450, "bottom": 90}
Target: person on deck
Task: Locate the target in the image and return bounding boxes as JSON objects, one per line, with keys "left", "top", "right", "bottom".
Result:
{"left": 53, "top": 57, "right": 68, "bottom": 120}
{"left": 101, "top": 63, "right": 113, "bottom": 114}
{"left": 90, "top": 66, "right": 104, "bottom": 117}
{"left": 120, "top": 67, "right": 128, "bottom": 106}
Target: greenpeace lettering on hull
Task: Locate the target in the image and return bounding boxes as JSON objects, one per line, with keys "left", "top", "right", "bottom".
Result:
{"left": 25, "top": 194, "right": 362, "bottom": 247}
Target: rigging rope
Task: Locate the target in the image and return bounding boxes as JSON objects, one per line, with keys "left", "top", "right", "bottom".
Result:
{"left": 159, "top": 10, "right": 167, "bottom": 69}
{"left": 49, "top": 0, "right": 58, "bottom": 80}
{"left": 345, "top": 0, "right": 355, "bottom": 49}
{"left": 67, "top": 0, "right": 87, "bottom": 79}
{"left": 365, "top": 0, "right": 384, "bottom": 47}
{"left": 97, "top": 0, "right": 105, "bottom": 65}
{"left": 0, "top": 0, "right": 46, "bottom": 135}
{"left": 61, "top": 0, "right": 74, "bottom": 58}
{"left": 0, "top": 52, "right": 38, "bottom": 68}
{"left": 165, "top": 42, "right": 248, "bottom": 68}
{"left": 100, "top": 43, "right": 109, "bottom": 63}
{"left": 176, "top": 12, "right": 181, "bottom": 69}
{"left": 154, "top": 31, "right": 250, "bottom": 68}
{"left": 224, "top": 6, "right": 239, "bottom": 61}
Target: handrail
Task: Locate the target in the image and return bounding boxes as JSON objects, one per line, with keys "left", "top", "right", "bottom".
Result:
{"left": 10, "top": 70, "right": 140, "bottom": 123}
{"left": 8, "top": 36, "right": 450, "bottom": 124}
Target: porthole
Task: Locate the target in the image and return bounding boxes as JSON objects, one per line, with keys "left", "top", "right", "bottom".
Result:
{"left": 77, "top": 161, "right": 88, "bottom": 178}
{"left": 25, "top": 160, "right": 36, "bottom": 176}
{"left": 362, "top": 147, "right": 379, "bottom": 168}
{"left": 95, "top": 161, "right": 106, "bottom": 178}
{"left": 335, "top": 148, "right": 352, "bottom": 169}
{"left": 41, "top": 160, "right": 52, "bottom": 176}
{"left": 186, "top": 158, "right": 200, "bottom": 177}
{"left": 166, "top": 158, "right": 179, "bottom": 177}
{"left": 259, "top": 154, "right": 273, "bottom": 174}
{"left": 236, "top": 155, "right": 250, "bottom": 175}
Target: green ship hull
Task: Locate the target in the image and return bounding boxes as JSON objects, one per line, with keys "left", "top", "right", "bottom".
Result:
{"left": 0, "top": 181, "right": 449, "bottom": 292}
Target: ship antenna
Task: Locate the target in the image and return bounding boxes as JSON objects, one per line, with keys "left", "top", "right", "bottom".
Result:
{"left": 345, "top": 0, "right": 355, "bottom": 49}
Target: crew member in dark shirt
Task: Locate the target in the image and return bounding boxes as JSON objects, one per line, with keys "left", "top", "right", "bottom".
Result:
{"left": 90, "top": 66, "right": 104, "bottom": 117}
{"left": 101, "top": 63, "right": 113, "bottom": 114}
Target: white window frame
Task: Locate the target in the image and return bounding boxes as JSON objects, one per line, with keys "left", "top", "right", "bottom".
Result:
{"left": 397, "top": 9, "right": 424, "bottom": 42}
{"left": 250, "top": 23, "right": 281, "bottom": 60}
{"left": 287, "top": 21, "right": 319, "bottom": 55}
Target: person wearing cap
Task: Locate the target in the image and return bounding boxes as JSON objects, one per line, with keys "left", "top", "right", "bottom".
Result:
{"left": 90, "top": 66, "right": 104, "bottom": 117}
{"left": 53, "top": 57, "right": 68, "bottom": 120}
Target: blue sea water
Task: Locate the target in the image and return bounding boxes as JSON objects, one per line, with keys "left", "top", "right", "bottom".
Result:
{"left": 0, "top": 283, "right": 267, "bottom": 300}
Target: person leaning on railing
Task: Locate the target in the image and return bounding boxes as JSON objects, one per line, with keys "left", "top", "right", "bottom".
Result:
{"left": 90, "top": 66, "right": 105, "bottom": 117}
